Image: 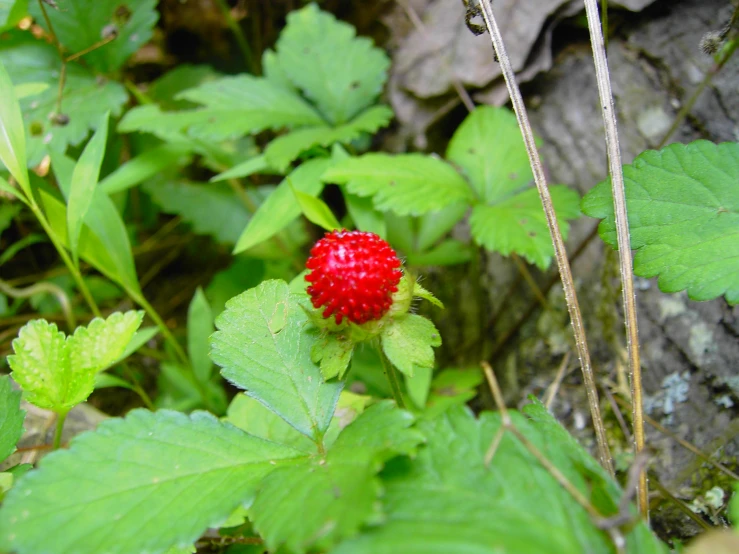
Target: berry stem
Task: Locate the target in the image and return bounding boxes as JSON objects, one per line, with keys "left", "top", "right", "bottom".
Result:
{"left": 379, "top": 349, "right": 405, "bottom": 409}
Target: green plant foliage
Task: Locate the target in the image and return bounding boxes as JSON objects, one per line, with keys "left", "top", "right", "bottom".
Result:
{"left": 731, "top": 482, "right": 739, "bottom": 527}
{"left": 448, "top": 106, "right": 581, "bottom": 269}
{"left": 99, "top": 144, "right": 193, "bottom": 194}
{"left": 425, "top": 368, "right": 483, "bottom": 417}
{"left": 324, "top": 153, "right": 473, "bottom": 216}
{"left": 0, "top": 375, "right": 24, "bottom": 463}
{"left": 471, "top": 186, "right": 581, "bottom": 269}
{"left": 381, "top": 314, "right": 442, "bottom": 377}
{"left": 0, "top": 410, "right": 303, "bottom": 554}
{"left": 582, "top": 140, "right": 739, "bottom": 304}
{"left": 233, "top": 157, "right": 332, "bottom": 254}
{"left": 273, "top": 3, "right": 390, "bottom": 125}
{"left": 210, "top": 280, "right": 343, "bottom": 441}
{"left": 205, "top": 257, "right": 266, "bottom": 317}
{"left": 66, "top": 113, "right": 109, "bottom": 265}
{"left": 143, "top": 178, "right": 252, "bottom": 245}
{"left": 311, "top": 332, "right": 355, "bottom": 380}
{"left": 0, "top": 56, "right": 29, "bottom": 196}
{"left": 29, "top": 0, "right": 159, "bottom": 73}
{"left": 250, "top": 401, "right": 423, "bottom": 553}
{"left": 7, "top": 312, "right": 143, "bottom": 413}
{"left": 0, "top": 0, "right": 27, "bottom": 32}
{"left": 333, "top": 404, "right": 667, "bottom": 554}
{"left": 0, "top": 34, "right": 127, "bottom": 166}
{"left": 187, "top": 288, "right": 214, "bottom": 384}
{"left": 291, "top": 183, "right": 342, "bottom": 231}
{"left": 264, "top": 105, "right": 393, "bottom": 172}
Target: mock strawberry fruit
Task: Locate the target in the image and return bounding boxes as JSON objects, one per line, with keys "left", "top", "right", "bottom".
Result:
{"left": 305, "top": 230, "right": 403, "bottom": 325}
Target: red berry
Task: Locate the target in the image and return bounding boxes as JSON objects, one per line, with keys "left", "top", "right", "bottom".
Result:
{"left": 305, "top": 230, "right": 403, "bottom": 325}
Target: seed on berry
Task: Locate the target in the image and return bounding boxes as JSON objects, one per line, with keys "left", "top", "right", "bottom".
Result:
{"left": 305, "top": 230, "right": 403, "bottom": 325}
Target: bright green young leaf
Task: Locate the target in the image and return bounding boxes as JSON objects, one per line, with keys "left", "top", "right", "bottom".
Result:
{"left": 234, "top": 157, "right": 331, "bottom": 254}
{"left": 211, "top": 280, "right": 342, "bottom": 440}
{"left": 144, "top": 178, "right": 251, "bottom": 245}
{"left": 0, "top": 174, "right": 26, "bottom": 203}
{"left": 0, "top": 34, "right": 127, "bottom": 166}
{"left": 14, "top": 81, "right": 49, "bottom": 99}
{"left": 99, "top": 144, "right": 193, "bottom": 194}
{"left": 119, "top": 326, "right": 159, "bottom": 360}
{"left": 324, "top": 153, "right": 473, "bottom": 216}
{"left": 447, "top": 105, "right": 535, "bottom": 204}
{"left": 8, "top": 312, "right": 143, "bottom": 413}
{"left": 29, "top": 0, "right": 158, "bottom": 73}
{"left": 311, "top": 332, "right": 355, "bottom": 380}
{"left": 0, "top": 409, "right": 304, "bottom": 554}
{"left": 0, "top": 57, "right": 29, "bottom": 196}
{"left": 412, "top": 282, "right": 444, "bottom": 309}
{"left": 187, "top": 287, "right": 214, "bottom": 384}
{"left": 470, "top": 186, "right": 581, "bottom": 270}
{"left": 0, "top": 0, "right": 27, "bottom": 32}
{"left": 51, "top": 152, "right": 141, "bottom": 294}
{"left": 334, "top": 405, "right": 667, "bottom": 554}
{"left": 67, "top": 112, "right": 109, "bottom": 264}
{"left": 731, "top": 482, "right": 739, "bottom": 526}
{"left": 251, "top": 402, "right": 422, "bottom": 553}
{"left": 291, "top": 183, "right": 341, "bottom": 231}
{"left": 175, "top": 74, "right": 325, "bottom": 139}
{"left": 381, "top": 314, "right": 441, "bottom": 377}
{"left": 264, "top": 105, "right": 394, "bottom": 172}
{"left": 582, "top": 140, "right": 739, "bottom": 304}
{"left": 94, "top": 373, "right": 135, "bottom": 391}
{"left": 274, "top": 4, "right": 389, "bottom": 125}
{"left": 0, "top": 375, "right": 24, "bottom": 463}
{"left": 210, "top": 155, "right": 272, "bottom": 183}
{"left": 405, "top": 366, "right": 433, "bottom": 409}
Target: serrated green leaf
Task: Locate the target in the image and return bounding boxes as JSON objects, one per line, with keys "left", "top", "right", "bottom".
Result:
{"left": 67, "top": 310, "right": 144, "bottom": 372}
{"left": 334, "top": 405, "right": 667, "bottom": 554}
{"left": 144, "top": 178, "right": 251, "bottom": 245}
{"left": 0, "top": 1, "right": 27, "bottom": 32}
{"left": 381, "top": 314, "right": 441, "bottom": 377}
{"left": 233, "top": 157, "right": 331, "bottom": 254}
{"left": 148, "top": 64, "right": 219, "bottom": 111}
{"left": 291, "top": 183, "right": 341, "bottom": 231}
{"left": 0, "top": 33, "right": 128, "bottom": 166}
{"left": 426, "top": 368, "right": 483, "bottom": 417}
{"left": 211, "top": 280, "right": 342, "bottom": 440}
{"left": 0, "top": 57, "right": 29, "bottom": 196}
{"left": 175, "top": 74, "right": 324, "bottom": 140}
{"left": 324, "top": 153, "right": 473, "bottom": 216}
{"left": 188, "top": 287, "right": 214, "bottom": 384}
{"left": 251, "top": 402, "right": 422, "bottom": 553}
{"left": 0, "top": 409, "right": 304, "bottom": 554}
{"left": 582, "top": 140, "right": 739, "bottom": 304}
{"left": 29, "top": 0, "right": 158, "bottom": 73}
{"left": 99, "top": 144, "right": 193, "bottom": 194}
{"left": 0, "top": 375, "right": 24, "bottom": 463}
{"left": 8, "top": 312, "right": 143, "bottom": 413}
{"left": 275, "top": 4, "right": 389, "bottom": 125}
{"left": 264, "top": 105, "right": 393, "bottom": 172}
{"left": 7, "top": 319, "right": 69, "bottom": 412}
{"left": 447, "top": 106, "right": 535, "bottom": 204}
{"left": 210, "top": 154, "right": 272, "bottom": 183}
{"left": 311, "top": 332, "right": 355, "bottom": 380}
{"left": 471, "top": 185, "right": 581, "bottom": 270}
{"left": 119, "top": 326, "right": 158, "bottom": 360}
{"left": 67, "top": 112, "right": 109, "bottom": 264}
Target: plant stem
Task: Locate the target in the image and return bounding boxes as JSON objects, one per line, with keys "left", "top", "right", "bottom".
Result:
{"left": 583, "top": 0, "right": 646, "bottom": 515}
{"left": 29, "top": 203, "right": 102, "bottom": 318}
{"left": 379, "top": 349, "right": 405, "bottom": 409}
{"left": 477, "top": 0, "right": 614, "bottom": 475}
{"left": 214, "top": 0, "right": 257, "bottom": 73}
{"left": 53, "top": 412, "right": 67, "bottom": 450}
{"left": 0, "top": 279, "right": 76, "bottom": 331}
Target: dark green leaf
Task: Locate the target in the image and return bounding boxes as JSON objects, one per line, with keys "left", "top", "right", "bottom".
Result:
{"left": 30, "top": 0, "right": 158, "bottom": 73}
{"left": 0, "top": 1, "right": 27, "bottom": 32}
{"left": 274, "top": 4, "right": 390, "bottom": 124}
{"left": 99, "top": 144, "right": 193, "bottom": 194}
{"left": 582, "top": 140, "right": 739, "bottom": 304}
{"left": 187, "top": 287, "right": 214, "bottom": 384}
{"left": 324, "top": 154, "right": 473, "bottom": 216}
{"left": 470, "top": 186, "right": 581, "bottom": 270}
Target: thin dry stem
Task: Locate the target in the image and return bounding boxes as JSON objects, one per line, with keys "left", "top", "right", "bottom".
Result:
{"left": 543, "top": 352, "right": 571, "bottom": 410}
{"left": 477, "top": 0, "right": 613, "bottom": 475}
{"left": 582, "top": 0, "right": 647, "bottom": 517}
